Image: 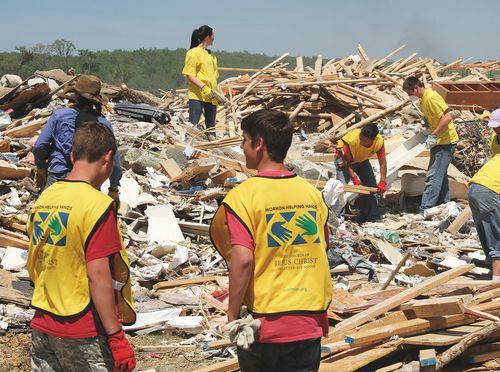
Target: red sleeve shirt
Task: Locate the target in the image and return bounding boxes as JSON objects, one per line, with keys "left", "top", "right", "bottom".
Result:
{"left": 30, "top": 209, "right": 122, "bottom": 339}
{"left": 225, "top": 170, "right": 330, "bottom": 343}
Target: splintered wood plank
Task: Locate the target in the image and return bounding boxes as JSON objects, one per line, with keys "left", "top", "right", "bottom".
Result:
{"left": 402, "top": 321, "right": 494, "bottom": 346}
{"left": 447, "top": 206, "right": 472, "bottom": 235}
{"left": 367, "top": 236, "right": 403, "bottom": 266}
{"left": 320, "top": 342, "right": 400, "bottom": 371}
{"left": 295, "top": 56, "right": 304, "bottom": 72}
{"left": 357, "top": 44, "right": 370, "bottom": 61}
{"left": 153, "top": 276, "right": 221, "bottom": 290}
{"left": 0, "top": 160, "right": 31, "bottom": 180}
{"left": 314, "top": 55, "right": 323, "bottom": 77}
{"left": 332, "top": 265, "right": 475, "bottom": 334}
{"left": 160, "top": 159, "right": 182, "bottom": 179}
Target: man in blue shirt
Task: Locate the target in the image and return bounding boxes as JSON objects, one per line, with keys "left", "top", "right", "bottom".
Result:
{"left": 33, "top": 75, "right": 122, "bottom": 202}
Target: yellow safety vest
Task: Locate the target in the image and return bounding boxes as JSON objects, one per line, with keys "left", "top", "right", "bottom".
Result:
{"left": 470, "top": 154, "right": 500, "bottom": 194}
{"left": 420, "top": 89, "right": 459, "bottom": 145}
{"left": 336, "top": 128, "right": 384, "bottom": 164}
{"left": 210, "top": 175, "right": 332, "bottom": 315}
{"left": 491, "top": 132, "right": 500, "bottom": 157}
{"left": 26, "top": 181, "right": 136, "bottom": 325}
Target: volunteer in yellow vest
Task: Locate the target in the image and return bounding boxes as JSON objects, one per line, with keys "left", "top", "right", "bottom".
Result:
{"left": 487, "top": 109, "right": 500, "bottom": 157}
{"left": 27, "top": 122, "right": 136, "bottom": 371}
{"left": 403, "top": 76, "right": 459, "bottom": 213}
{"left": 335, "top": 123, "right": 387, "bottom": 222}
{"left": 182, "top": 24, "right": 219, "bottom": 141}
{"left": 468, "top": 153, "right": 500, "bottom": 279}
{"left": 210, "top": 109, "right": 332, "bottom": 371}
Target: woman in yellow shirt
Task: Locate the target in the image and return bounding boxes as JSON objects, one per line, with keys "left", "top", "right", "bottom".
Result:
{"left": 182, "top": 25, "right": 219, "bottom": 140}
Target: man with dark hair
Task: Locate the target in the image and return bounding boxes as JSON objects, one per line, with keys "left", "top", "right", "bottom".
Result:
{"left": 335, "top": 123, "right": 387, "bottom": 222}
{"left": 403, "top": 76, "right": 459, "bottom": 213}
{"left": 33, "top": 75, "right": 122, "bottom": 205}
{"left": 27, "top": 122, "right": 136, "bottom": 371}
{"left": 210, "top": 109, "right": 332, "bottom": 372}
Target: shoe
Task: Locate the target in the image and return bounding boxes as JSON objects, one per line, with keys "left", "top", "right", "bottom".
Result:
{"left": 207, "top": 133, "right": 216, "bottom": 141}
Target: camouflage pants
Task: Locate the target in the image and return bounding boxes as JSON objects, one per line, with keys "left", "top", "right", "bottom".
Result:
{"left": 31, "top": 329, "right": 114, "bottom": 371}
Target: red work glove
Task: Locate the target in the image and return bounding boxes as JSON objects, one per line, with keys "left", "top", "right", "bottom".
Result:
{"left": 107, "top": 329, "right": 136, "bottom": 372}
{"left": 377, "top": 180, "right": 387, "bottom": 194}
{"left": 351, "top": 176, "right": 362, "bottom": 186}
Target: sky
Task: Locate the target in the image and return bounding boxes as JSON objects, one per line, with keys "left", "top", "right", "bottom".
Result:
{"left": 1, "top": 0, "right": 498, "bottom": 63}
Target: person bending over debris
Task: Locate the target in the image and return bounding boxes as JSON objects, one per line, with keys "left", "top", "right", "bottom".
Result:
{"left": 487, "top": 108, "right": 500, "bottom": 157}
{"left": 403, "top": 76, "right": 459, "bottom": 213}
{"left": 33, "top": 74, "right": 122, "bottom": 206}
{"left": 468, "top": 153, "right": 500, "bottom": 280}
{"left": 182, "top": 25, "right": 220, "bottom": 141}
{"left": 210, "top": 109, "right": 332, "bottom": 372}
{"left": 335, "top": 123, "right": 387, "bottom": 222}
{"left": 27, "top": 122, "right": 136, "bottom": 371}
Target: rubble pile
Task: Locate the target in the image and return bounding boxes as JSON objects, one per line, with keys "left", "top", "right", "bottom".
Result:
{"left": 0, "top": 44, "right": 499, "bottom": 371}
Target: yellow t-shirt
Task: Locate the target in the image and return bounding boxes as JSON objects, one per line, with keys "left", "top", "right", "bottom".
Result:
{"left": 470, "top": 154, "right": 500, "bottom": 194}
{"left": 336, "top": 128, "right": 384, "bottom": 164}
{"left": 490, "top": 132, "right": 500, "bottom": 157}
{"left": 182, "top": 47, "right": 219, "bottom": 104}
{"left": 420, "top": 89, "right": 459, "bottom": 145}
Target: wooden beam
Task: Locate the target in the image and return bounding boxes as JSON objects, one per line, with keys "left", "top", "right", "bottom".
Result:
{"left": 357, "top": 44, "right": 370, "bottom": 61}
{"left": 153, "top": 275, "right": 221, "bottom": 290}
{"left": 401, "top": 296, "right": 466, "bottom": 317}
{"left": 333, "top": 100, "right": 410, "bottom": 141}
{"left": 159, "top": 159, "right": 182, "bottom": 179}
{"left": 250, "top": 53, "right": 289, "bottom": 79}
{"left": 0, "top": 160, "right": 32, "bottom": 180}
{"left": 447, "top": 206, "right": 472, "bottom": 235}
{"left": 332, "top": 264, "right": 475, "bottom": 334}
{"left": 420, "top": 349, "right": 437, "bottom": 369}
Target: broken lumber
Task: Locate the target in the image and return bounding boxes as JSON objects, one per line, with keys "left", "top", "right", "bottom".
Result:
{"left": 381, "top": 250, "right": 411, "bottom": 289}
{"left": 435, "top": 320, "right": 500, "bottom": 370}
{"left": 420, "top": 349, "right": 437, "bottom": 369}
{"left": 333, "top": 264, "right": 475, "bottom": 334}
{"left": 0, "top": 160, "right": 31, "bottom": 180}
{"left": 153, "top": 276, "right": 221, "bottom": 290}
{"left": 447, "top": 206, "right": 472, "bottom": 235}
{"left": 401, "top": 296, "right": 466, "bottom": 317}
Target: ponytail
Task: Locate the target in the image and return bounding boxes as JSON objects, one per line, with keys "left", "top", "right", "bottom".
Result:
{"left": 189, "top": 25, "right": 213, "bottom": 49}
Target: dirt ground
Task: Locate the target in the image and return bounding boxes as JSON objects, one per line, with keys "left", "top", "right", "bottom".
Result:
{"left": 0, "top": 330, "right": 219, "bottom": 372}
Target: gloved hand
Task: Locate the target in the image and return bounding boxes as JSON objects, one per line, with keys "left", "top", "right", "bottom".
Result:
{"left": 351, "top": 176, "right": 362, "bottom": 186}
{"left": 107, "top": 329, "right": 136, "bottom": 372}
{"left": 212, "top": 89, "right": 228, "bottom": 105}
{"left": 201, "top": 85, "right": 213, "bottom": 99}
{"left": 377, "top": 180, "right": 387, "bottom": 194}
{"left": 425, "top": 134, "right": 438, "bottom": 149}
{"left": 224, "top": 306, "right": 261, "bottom": 350}
{"left": 108, "top": 189, "right": 120, "bottom": 211}
{"left": 35, "top": 167, "right": 48, "bottom": 190}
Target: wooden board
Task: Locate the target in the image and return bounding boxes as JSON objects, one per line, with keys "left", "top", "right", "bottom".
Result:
{"left": 420, "top": 348, "right": 437, "bottom": 367}
{"left": 320, "top": 342, "right": 400, "bottom": 372}
{"left": 193, "top": 358, "right": 238, "bottom": 372}
{"left": 447, "top": 206, "right": 472, "bottom": 235}
{"left": 153, "top": 275, "right": 221, "bottom": 290}
{"left": 332, "top": 265, "right": 474, "bottom": 334}
{"left": 160, "top": 159, "right": 182, "bottom": 179}
{"left": 0, "top": 160, "right": 31, "bottom": 180}
{"left": 401, "top": 296, "right": 466, "bottom": 317}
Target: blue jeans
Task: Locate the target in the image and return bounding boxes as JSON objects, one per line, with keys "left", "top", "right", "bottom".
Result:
{"left": 188, "top": 99, "right": 216, "bottom": 131}
{"left": 46, "top": 171, "right": 69, "bottom": 187}
{"left": 468, "top": 183, "right": 500, "bottom": 262}
{"left": 336, "top": 160, "right": 380, "bottom": 221}
{"left": 420, "top": 143, "right": 457, "bottom": 211}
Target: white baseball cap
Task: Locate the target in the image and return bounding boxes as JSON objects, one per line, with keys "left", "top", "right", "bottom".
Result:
{"left": 487, "top": 109, "right": 500, "bottom": 128}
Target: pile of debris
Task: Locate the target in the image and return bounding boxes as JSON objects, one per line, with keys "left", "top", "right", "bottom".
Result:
{"left": 0, "top": 44, "right": 499, "bottom": 371}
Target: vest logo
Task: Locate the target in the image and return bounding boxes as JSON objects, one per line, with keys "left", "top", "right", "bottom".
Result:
{"left": 31, "top": 211, "right": 69, "bottom": 247}
{"left": 266, "top": 210, "right": 321, "bottom": 248}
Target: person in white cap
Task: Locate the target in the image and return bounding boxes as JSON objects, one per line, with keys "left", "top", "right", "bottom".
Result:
{"left": 487, "top": 108, "right": 500, "bottom": 157}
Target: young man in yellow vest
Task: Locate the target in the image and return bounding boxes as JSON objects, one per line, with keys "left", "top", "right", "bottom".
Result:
{"left": 335, "top": 123, "right": 387, "bottom": 222}
{"left": 27, "top": 122, "right": 136, "bottom": 371}
{"left": 403, "top": 77, "right": 459, "bottom": 213}
{"left": 210, "top": 109, "right": 332, "bottom": 371}
{"left": 468, "top": 153, "right": 500, "bottom": 279}
{"left": 487, "top": 109, "right": 500, "bottom": 157}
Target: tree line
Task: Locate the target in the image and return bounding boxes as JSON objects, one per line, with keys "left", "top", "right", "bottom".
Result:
{"left": 0, "top": 39, "right": 316, "bottom": 95}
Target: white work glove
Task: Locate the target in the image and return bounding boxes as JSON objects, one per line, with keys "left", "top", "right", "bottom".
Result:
{"left": 212, "top": 89, "right": 228, "bottom": 106}
{"left": 224, "top": 306, "right": 261, "bottom": 349}
{"left": 425, "top": 134, "right": 438, "bottom": 149}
